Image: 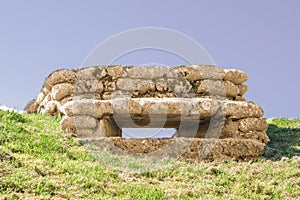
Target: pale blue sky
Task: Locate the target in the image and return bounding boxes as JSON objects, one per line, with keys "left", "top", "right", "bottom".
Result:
{"left": 0, "top": 1, "right": 299, "bottom": 118}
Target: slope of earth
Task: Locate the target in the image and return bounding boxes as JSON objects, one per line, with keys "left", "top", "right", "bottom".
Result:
{"left": 0, "top": 110, "right": 299, "bottom": 199}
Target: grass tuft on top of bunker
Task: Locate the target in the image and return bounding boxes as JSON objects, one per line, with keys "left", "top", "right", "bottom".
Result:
{"left": 0, "top": 111, "right": 299, "bottom": 199}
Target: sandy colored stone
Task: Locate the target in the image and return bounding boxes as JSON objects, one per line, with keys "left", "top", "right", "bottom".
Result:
{"left": 96, "top": 81, "right": 104, "bottom": 93}
{"left": 63, "top": 100, "right": 94, "bottom": 116}
{"left": 112, "top": 98, "right": 214, "bottom": 121}
{"left": 89, "top": 137, "right": 266, "bottom": 162}
{"left": 73, "top": 67, "right": 107, "bottom": 95}
{"left": 95, "top": 100, "right": 114, "bottom": 118}
{"left": 44, "top": 69, "right": 76, "bottom": 90}
{"left": 103, "top": 81, "right": 116, "bottom": 92}
{"left": 224, "top": 81, "right": 240, "bottom": 97}
{"left": 63, "top": 99, "right": 113, "bottom": 119}
{"left": 155, "top": 78, "right": 192, "bottom": 96}
{"left": 96, "top": 116, "right": 122, "bottom": 137}
{"left": 224, "top": 69, "right": 248, "bottom": 85}
{"left": 102, "top": 92, "right": 112, "bottom": 100}
{"left": 238, "top": 117, "right": 268, "bottom": 132}
{"left": 176, "top": 118, "right": 268, "bottom": 143}
{"left": 221, "top": 125, "right": 269, "bottom": 144}
{"left": 24, "top": 99, "right": 39, "bottom": 114}
{"left": 35, "top": 91, "right": 47, "bottom": 105}
{"left": 74, "top": 79, "right": 102, "bottom": 94}
{"left": 74, "top": 128, "right": 96, "bottom": 138}
{"left": 60, "top": 96, "right": 73, "bottom": 105}
{"left": 237, "top": 131, "right": 269, "bottom": 144}
{"left": 61, "top": 115, "right": 98, "bottom": 132}
{"left": 107, "top": 98, "right": 223, "bottom": 128}
{"left": 75, "top": 66, "right": 107, "bottom": 80}
{"left": 174, "top": 65, "right": 225, "bottom": 81}
{"left": 155, "top": 78, "right": 168, "bottom": 92}
{"left": 41, "top": 100, "right": 62, "bottom": 116}
{"left": 116, "top": 78, "right": 156, "bottom": 94}
{"left": 63, "top": 98, "right": 264, "bottom": 122}
{"left": 196, "top": 80, "right": 239, "bottom": 97}
{"left": 234, "top": 96, "right": 246, "bottom": 101}
{"left": 126, "top": 66, "right": 174, "bottom": 79}
{"left": 225, "top": 101, "right": 263, "bottom": 119}
{"left": 73, "top": 115, "right": 98, "bottom": 129}
{"left": 237, "top": 84, "right": 248, "bottom": 96}
{"left": 166, "top": 79, "right": 192, "bottom": 94}
{"left": 42, "top": 86, "right": 50, "bottom": 96}
{"left": 38, "top": 93, "right": 50, "bottom": 111}
{"left": 51, "top": 83, "right": 74, "bottom": 101}
{"left": 111, "top": 98, "right": 143, "bottom": 117}
{"left": 106, "top": 65, "right": 126, "bottom": 80}
{"left": 61, "top": 116, "right": 76, "bottom": 133}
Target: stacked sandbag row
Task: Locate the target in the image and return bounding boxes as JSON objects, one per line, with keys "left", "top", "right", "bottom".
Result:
{"left": 59, "top": 98, "right": 269, "bottom": 144}
{"left": 57, "top": 99, "right": 269, "bottom": 162}
{"left": 25, "top": 65, "right": 250, "bottom": 117}
{"left": 174, "top": 65, "right": 249, "bottom": 101}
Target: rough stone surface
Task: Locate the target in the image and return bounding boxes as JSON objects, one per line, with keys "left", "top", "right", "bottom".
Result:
{"left": 238, "top": 118, "right": 268, "bottom": 133}
{"left": 89, "top": 137, "right": 265, "bottom": 162}
{"left": 97, "top": 117, "right": 122, "bottom": 137}
{"left": 25, "top": 65, "right": 268, "bottom": 162}
{"left": 24, "top": 99, "right": 38, "bottom": 114}
{"left": 61, "top": 98, "right": 263, "bottom": 121}
{"left": 41, "top": 100, "right": 61, "bottom": 116}
{"left": 51, "top": 83, "right": 74, "bottom": 101}
{"left": 44, "top": 70, "right": 76, "bottom": 90}
{"left": 61, "top": 115, "right": 98, "bottom": 132}
{"left": 176, "top": 118, "right": 269, "bottom": 144}
{"left": 174, "top": 65, "right": 225, "bottom": 81}
{"left": 196, "top": 80, "right": 239, "bottom": 97}
{"left": 237, "top": 84, "right": 248, "bottom": 96}
{"left": 224, "top": 69, "right": 248, "bottom": 85}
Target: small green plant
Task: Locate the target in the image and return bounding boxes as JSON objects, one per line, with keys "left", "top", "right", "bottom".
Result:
{"left": 0, "top": 109, "right": 25, "bottom": 123}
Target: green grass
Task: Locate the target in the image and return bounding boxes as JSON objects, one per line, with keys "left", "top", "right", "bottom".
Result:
{"left": 264, "top": 118, "right": 300, "bottom": 160}
{"left": 0, "top": 110, "right": 299, "bottom": 199}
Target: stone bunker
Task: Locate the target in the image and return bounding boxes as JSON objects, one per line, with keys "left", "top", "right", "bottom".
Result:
{"left": 25, "top": 65, "right": 269, "bottom": 162}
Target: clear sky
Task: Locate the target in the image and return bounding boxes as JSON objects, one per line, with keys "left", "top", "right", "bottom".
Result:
{"left": 0, "top": 1, "right": 299, "bottom": 118}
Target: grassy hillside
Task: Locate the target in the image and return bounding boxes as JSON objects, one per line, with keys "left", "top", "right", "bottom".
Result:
{"left": 0, "top": 110, "right": 299, "bottom": 199}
